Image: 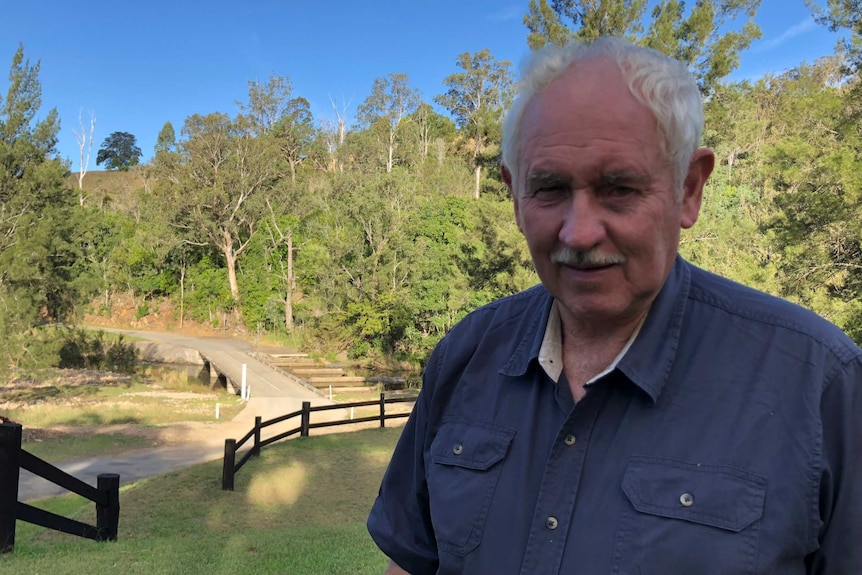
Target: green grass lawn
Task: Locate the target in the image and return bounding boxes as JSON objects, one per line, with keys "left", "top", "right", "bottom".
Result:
{"left": 3, "top": 427, "right": 402, "bottom": 574}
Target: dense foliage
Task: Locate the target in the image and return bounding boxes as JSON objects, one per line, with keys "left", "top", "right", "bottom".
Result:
{"left": 1, "top": 2, "right": 860, "bottom": 370}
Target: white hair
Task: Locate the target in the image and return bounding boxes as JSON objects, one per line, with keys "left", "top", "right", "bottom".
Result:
{"left": 501, "top": 37, "right": 705, "bottom": 198}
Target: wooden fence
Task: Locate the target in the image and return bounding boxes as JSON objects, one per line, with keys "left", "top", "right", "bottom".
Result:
{"left": 222, "top": 392, "right": 415, "bottom": 490}
{"left": 0, "top": 421, "right": 120, "bottom": 553}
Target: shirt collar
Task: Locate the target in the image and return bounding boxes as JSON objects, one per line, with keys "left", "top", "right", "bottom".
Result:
{"left": 617, "top": 255, "right": 691, "bottom": 404}
{"left": 537, "top": 299, "right": 646, "bottom": 385}
{"left": 500, "top": 256, "right": 691, "bottom": 404}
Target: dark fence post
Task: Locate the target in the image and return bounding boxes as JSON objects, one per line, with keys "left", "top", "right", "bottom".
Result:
{"left": 253, "top": 416, "right": 262, "bottom": 457}
{"left": 96, "top": 473, "right": 120, "bottom": 541}
{"left": 300, "top": 402, "right": 311, "bottom": 437}
{"left": 379, "top": 392, "right": 386, "bottom": 428}
{"left": 222, "top": 439, "right": 236, "bottom": 491}
{"left": 0, "top": 422, "right": 22, "bottom": 553}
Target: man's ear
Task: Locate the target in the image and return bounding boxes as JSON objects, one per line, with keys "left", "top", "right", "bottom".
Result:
{"left": 680, "top": 148, "right": 715, "bottom": 229}
{"left": 501, "top": 163, "right": 513, "bottom": 191}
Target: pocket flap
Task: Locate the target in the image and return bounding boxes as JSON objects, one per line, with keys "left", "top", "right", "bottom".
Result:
{"left": 431, "top": 420, "right": 515, "bottom": 470}
{"left": 622, "top": 456, "right": 766, "bottom": 532}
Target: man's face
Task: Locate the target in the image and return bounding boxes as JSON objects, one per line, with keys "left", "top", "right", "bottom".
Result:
{"left": 507, "top": 57, "right": 710, "bottom": 330}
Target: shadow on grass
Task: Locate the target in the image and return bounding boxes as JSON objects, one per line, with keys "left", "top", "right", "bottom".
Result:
{"left": 64, "top": 413, "right": 143, "bottom": 425}
{"left": 3, "top": 383, "right": 103, "bottom": 403}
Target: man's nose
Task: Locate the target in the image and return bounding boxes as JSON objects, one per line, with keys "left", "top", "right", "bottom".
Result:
{"left": 558, "top": 192, "right": 607, "bottom": 249}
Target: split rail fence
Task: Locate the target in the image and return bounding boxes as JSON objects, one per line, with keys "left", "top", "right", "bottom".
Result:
{"left": 0, "top": 421, "right": 120, "bottom": 553}
{"left": 222, "top": 392, "right": 415, "bottom": 490}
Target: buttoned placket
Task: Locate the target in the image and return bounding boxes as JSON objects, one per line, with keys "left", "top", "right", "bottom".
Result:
{"left": 518, "top": 382, "right": 611, "bottom": 575}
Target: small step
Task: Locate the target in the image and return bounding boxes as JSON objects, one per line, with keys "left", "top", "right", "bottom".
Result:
{"left": 292, "top": 368, "right": 346, "bottom": 377}
{"left": 308, "top": 376, "right": 368, "bottom": 388}
{"left": 270, "top": 358, "right": 319, "bottom": 368}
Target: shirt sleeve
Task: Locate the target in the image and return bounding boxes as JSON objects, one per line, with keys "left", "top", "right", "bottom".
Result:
{"left": 806, "top": 353, "right": 862, "bottom": 574}
{"left": 367, "top": 341, "right": 446, "bottom": 575}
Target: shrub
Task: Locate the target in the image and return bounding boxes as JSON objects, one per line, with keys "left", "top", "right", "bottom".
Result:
{"left": 57, "top": 328, "right": 138, "bottom": 373}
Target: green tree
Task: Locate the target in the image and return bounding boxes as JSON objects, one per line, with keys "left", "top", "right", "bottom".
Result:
{"left": 271, "top": 96, "right": 317, "bottom": 185}
{"left": 0, "top": 44, "right": 76, "bottom": 337}
{"left": 525, "top": 0, "right": 573, "bottom": 49}
{"left": 435, "top": 50, "right": 514, "bottom": 198}
{"left": 524, "top": 0, "right": 763, "bottom": 95}
{"left": 154, "top": 121, "right": 176, "bottom": 155}
{"left": 756, "top": 59, "right": 862, "bottom": 340}
{"left": 96, "top": 131, "right": 142, "bottom": 170}
{"left": 807, "top": 0, "right": 861, "bottom": 72}
{"left": 0, "top": 45, "right": 65, "bottom": 254}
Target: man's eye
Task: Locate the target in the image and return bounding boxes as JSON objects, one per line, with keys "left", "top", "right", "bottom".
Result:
{"left": 533, "top": 186, "right": 566, "bottom": 196}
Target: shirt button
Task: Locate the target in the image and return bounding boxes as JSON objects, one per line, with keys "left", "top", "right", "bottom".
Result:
{"left": 679, "top": 492, "right": 694, "bottom": 507}
{"left": 564, "top": 435, "right": 577, "bottom": 446}
{"left": 453, "top": 444, "right": 463, "bottom": 455}
{"left": 545, "top": 516, "right": 558, "bottom": 530}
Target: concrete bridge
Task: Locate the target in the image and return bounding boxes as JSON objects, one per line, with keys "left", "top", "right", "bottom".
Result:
{"left": 105, "top": 329, "right": 337, "bottom": 422}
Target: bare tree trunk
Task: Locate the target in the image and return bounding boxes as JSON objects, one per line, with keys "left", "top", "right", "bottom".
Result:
{"left": 474, "top": 165, "right": 481, "bottom": 199}
{"left": 179, "top": 261, "right": 186, "bottom": 329}
{"left": 330, "top": 96, "right": 351, "bottom": 173}
{"left": 285, "top": 231, "right": 294, "bottom": 331}
{"left": 222, "top": 230, "right": 241, "bottom": 303}
{"left": 73, "top": 108, "right": 96, "bottom": 201}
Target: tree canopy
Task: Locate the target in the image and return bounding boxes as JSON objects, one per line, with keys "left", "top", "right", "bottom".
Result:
{"left": 97, "top": 131, "right": 142, "bottom": 170}
{"left": 524, "top": 0, "right": 762, "bottom": 95}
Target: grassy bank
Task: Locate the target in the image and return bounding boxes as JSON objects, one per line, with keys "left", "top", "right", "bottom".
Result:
{"left": 3, "top": 427, "right": 400, "bottom": 574}
{"left": 2, "top": 366, "right": 246, "bottom": 460}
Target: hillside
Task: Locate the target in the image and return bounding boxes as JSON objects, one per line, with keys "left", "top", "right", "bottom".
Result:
{"left": 68, "top": 169, "right": 149, "bottom": 209}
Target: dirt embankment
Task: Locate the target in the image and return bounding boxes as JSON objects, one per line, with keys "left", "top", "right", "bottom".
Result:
{"left": 83, "top": 294, "right": 230, "bottom": 337}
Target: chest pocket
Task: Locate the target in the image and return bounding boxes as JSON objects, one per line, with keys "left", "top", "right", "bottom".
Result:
{"left": 613, "top": 456, "right": 767, "bottom": 575}
{"left": 427, "top": 419, "right": 515, "bottom": 556}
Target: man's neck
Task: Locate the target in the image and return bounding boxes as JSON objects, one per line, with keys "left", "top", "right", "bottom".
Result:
{"left": 559, "top": 307, "right": 649, "bottom": 395}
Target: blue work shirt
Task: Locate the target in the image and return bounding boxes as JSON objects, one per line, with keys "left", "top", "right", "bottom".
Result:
{"left": 367, "top": 257, "right": 862, "bottom": 574}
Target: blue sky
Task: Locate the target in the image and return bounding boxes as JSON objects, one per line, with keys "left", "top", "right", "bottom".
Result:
{"left": 0, "top": 0, "right": 848, "bottom": 168}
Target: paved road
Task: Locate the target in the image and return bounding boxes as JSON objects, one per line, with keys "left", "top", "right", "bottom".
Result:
{"left": 17, "top": 329, "right": 346, "bottom": 501}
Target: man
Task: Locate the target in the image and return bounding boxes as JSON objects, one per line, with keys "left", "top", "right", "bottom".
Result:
{"left": 367, "top": 37, "right": 861, "bottom": 574}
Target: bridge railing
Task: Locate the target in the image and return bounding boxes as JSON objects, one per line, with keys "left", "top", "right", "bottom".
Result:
{"left": 0, "top": 421, "right": 120, "bottom": 553}
{"left": 222, "top": 392, "right": 415, "bottom": 490}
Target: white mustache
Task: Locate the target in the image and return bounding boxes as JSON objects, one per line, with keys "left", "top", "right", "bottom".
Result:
{"left": 551, "top": 248, "right": 625, "bottom": 268}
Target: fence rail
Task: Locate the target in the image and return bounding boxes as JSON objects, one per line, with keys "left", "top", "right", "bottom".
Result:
{"left": 222, "top": 392, "right": 415, "bottom": 490}
{"left": 0, "top": 421, "right": 120, "bottom": 553}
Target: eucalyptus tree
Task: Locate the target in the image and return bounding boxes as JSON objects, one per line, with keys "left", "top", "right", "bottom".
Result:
{"left": 435, "top": 49, "right": 514, "bottom": 198}
{"left": 524, "top": 0, "right": 762, "bottom": 95}
{"left": 404, "top": 103, "right": 457, "bottom": 166}
{"left": 161, "top": 111, "right": 284, "bottom": 307}
{"left": 238, "top": 73, "right": 295, "bottom": 136}
{"left": 356, "top": 73, "right": 422, "bottom": 173}
{"left": 807, "top": 0, "right": 861, "bottom": 73}
{"left": 271, "top": 96, "right": 317, "bottom": 184}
